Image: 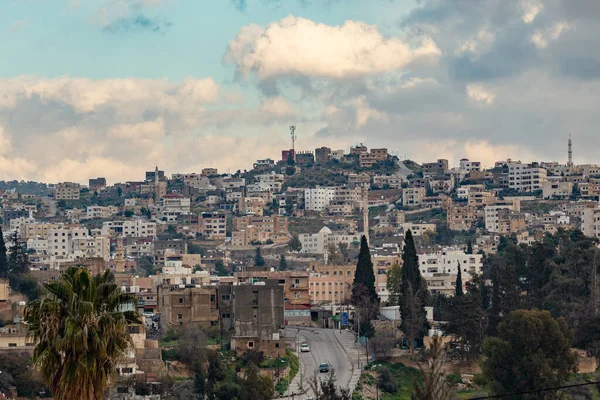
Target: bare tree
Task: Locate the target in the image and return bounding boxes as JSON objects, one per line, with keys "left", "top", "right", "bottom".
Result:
{"left": 413, "top": 336, "right": 455, "bottom": 400}
{"left": 308, "top": 371, "right": 351, "bottom": 400}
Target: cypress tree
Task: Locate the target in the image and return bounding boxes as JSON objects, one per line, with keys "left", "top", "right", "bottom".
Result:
{"left": 254, "top": 247, "right": 265, "bottom": 267}
{"left": 400, "top": 230, "right": 428, "bottom": 354}
{"left": 455, "top": 261, "right": 464, "bottom": 297}
{"left": 351, "top": 235, "right": 377, "bottom": 305}
{"left": 0, "top": 227, "right": 7, "bottom": 279}
{"left": 278, "top": 254, "right": 288, "bottom": 271}
{"left": 466, "top": 238, "right": 473, "bottom": 255}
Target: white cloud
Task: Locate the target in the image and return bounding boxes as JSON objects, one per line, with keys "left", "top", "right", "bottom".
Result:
{"left": 352, "top": 97, "right": 386, "bottom": 127}
{"left": 259, "top": 97, "right": 297, "bottom": 118}
{"left": 520, "top": 0, "right": 543, "bottom": 24}
{"left": 458, "top": 30, "right": 495, "bottom": 56}
{"left": 225, "top": 16, "right": 441, "bottom": 81}
{"left": 466, "top": 83, "right": 496, "bottom": 105}
{"left": 531, "top": 21, "right": 572, "bottom": 49}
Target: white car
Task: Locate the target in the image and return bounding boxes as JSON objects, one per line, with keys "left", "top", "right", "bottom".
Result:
{"left": 300, "top": 343, "right": 310, "bottom": 352}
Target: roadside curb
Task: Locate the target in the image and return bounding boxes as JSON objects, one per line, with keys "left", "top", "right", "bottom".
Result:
{"left": 332, "top": 330, "right": 362, "bottom": 394}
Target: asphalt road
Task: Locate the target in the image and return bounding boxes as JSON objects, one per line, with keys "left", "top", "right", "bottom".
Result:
{"left": 285, "top": 327, "right": 353, "bottom": 399}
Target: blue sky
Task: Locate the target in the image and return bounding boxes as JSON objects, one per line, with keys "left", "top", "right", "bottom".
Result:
{"left": 1, "top": 0, "right": 600, "bottom": 183}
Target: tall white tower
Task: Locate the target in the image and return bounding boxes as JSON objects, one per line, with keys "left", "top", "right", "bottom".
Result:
{"left": 567, "top": 135, "right": 574, "bottom": 167}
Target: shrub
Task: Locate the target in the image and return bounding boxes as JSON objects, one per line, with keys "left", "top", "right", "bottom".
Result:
{"left": 377, "top": 367, "right": 398, "bottom": 393}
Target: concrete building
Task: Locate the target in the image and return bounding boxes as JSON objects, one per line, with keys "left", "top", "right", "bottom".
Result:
{"left": 70, "top": 236, "right": 111, "bottom": 261}
{"left": 299, "top": 227, "right": 362, "bottom": 255}
{"left": 484, "top": 200, "right": 521, "bottom": 233}
{"left": 458, "top": 159, "right": 481, "bottom": 174}
{"left": 400, "top": 223, "right": 436, "bottom": 236}
{"left": 238, "top": 196, "right": 265, "bottom": 216}
{"left": 234, "top": 270, "right": 310, "bottom": 307}
{"left": 200, "top": 212, "right": 227, "bottom": 240}
{"left": 86, "top": 205, "right": 119, "bottom": 219}
{"left": 157, "top": 284, "right": 219, "bottom": 328}
{"left": 231, "top": 215, "right": 289, "bottom": 247}
{"left": 359, "top": 148, "right": 388, "bottom": 168}
{"left": 230, "top": 281, "right": 285, "bottom": 357}
{"left": 88, "top": 177, "right": 107, "bottom": 192}
{"left": 315, "top": 147, "right": 332, "bottom": 164}
{"left": 542, "top": 181, "right": 573, "bottom": 199}
{"left": 201, "top": 168, "right": 218, "bottom": 176}
{"left": 47, "top": 227, "right": 89, "bottom": 258}
{"left": 402, "top": 187, "right": 426, "bottom": 207}
{"left": 581, "top": 208, "right": 600, "bottom": 238}
{"left": 447, "top": 204, "right": 478, "bottom": 231}
{"left": 54, "top": 182, "right": 81, "bottom": 200}
{"left": 304, "top": 187, "right": 336, "bottom": 211}
{"left": 153, "top": 240, "right": 187, "bottom": 265}
{"left": 101, "top": 220, "right": 157, "bottom": 238}
{"left": 422, "top": 159, "right": 449, "bottom": 176}
{"left": 418, "top": 250, "right": 483, "bottom": 295}
{"left": 502, "top": 161, "right": 547, "bottom": 192}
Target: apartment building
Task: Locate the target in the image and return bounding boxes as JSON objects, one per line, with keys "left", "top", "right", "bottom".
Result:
{"left": 253, "top": 159, "right": 275, "bottom": 171}
{"left": 400, "top": 223, "right": 436, "bottom": 236}
{"left": 348, "top": 173, "right": 371, "bottom": 186}
{"left": 581, "top": 208, "right": 600, "bottom": 238}
{"left": 238, "top": 196, "right": 265, "bottom": 216}
{"left": 304, "top": 187, "right": 336, "bottom": 211}
{"left": 231, "top": 215, "right": 289, "bottom": 247}
{"left": 153, "top": 240, "right": 187, "bottom": 264}
{"left": 315, "top": 147, "right": 332, "bottom": 164}
{"left": 88, "top": 177, "right": 107, "bottom": 192}
{"left": 201, "top": 168, "right": 218, "bottom": 176}
{"left": 562, "top": 201, "right": 599, "bottom": 218}
{"left": 23, "top": 222, "right": 62, "bottom": 240}
{"left": 101, "top": 220, "right": 157, "bottom": 238}
{"left": 86, "top": 205, "right": 119, "bottom": 219}
{"left": 422, "top": 159, "right": 449, "bottom": 176}
{"left": 213, "top": 176, "right": 246, "bottom": 189}
{"left": 402, "top": 187, "right": 426, "bottom": 207}
{"left": 299, "top": 227, "right": 362, "bottom": 255}
{"left": 254, "top": 173, "right": 284, "bottom": 192}
{"left": 296, "top": 151, "right": 315, "bottom": 166}
{"left": 70, "top": 236, "right": 111, "bottom": 261}
{"left": 542, "top": 181, "right": 573, "bottom": 199}
{"left": 458, "top": 159, "right": 481, "bottom": 174}
{"left": 157, "top": 284, "right": 219, "bottom": 328}
{"left": 484, "top": 200, "right": 520, "bottom": 233}
{"left": 504, "top": 161, "right": 547, "bottom": 192}
{"left": 418, "top": 250, "right": 483, "bottom": 295}
{"left": 54, "top": 182, "right": 81, "bottom": 200}
{"left": 200, "top": 212, "right": 227, "bottom": 240}
{"left": 47, "top": 227, "right": 89, "bottom": 258}
{"left": 234, "top": 270, "right": 310, "bottom": 307}
{"left": 359, "top": 148, "right": 388, "bottom": 168}
{"left": 579, "top": 179, "right": 600, "bottom": 201}
{"left": 447, "top": 204, "right": 478, "bottom": 231}
{"left": 372, "top": 174, "right": 403, "bottom": 189}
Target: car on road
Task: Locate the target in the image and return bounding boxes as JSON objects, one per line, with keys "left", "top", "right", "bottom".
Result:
{"left": 300, "top": 343, "right": 310, "bottom": 352}
{"left": 319, "top": 362, "right": 330, "bottom": 373}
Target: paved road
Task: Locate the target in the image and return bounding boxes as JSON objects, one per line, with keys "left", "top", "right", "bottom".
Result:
{"left": 284, "top": 327, "right": 356, "bottom": 399}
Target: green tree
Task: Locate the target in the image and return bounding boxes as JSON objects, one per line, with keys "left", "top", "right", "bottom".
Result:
{"left": 482, "top": 309, "right": 577, "bottom": 399}
{"left": 445, "top": 276, "right": 485, "bottom": 362}
{"left": 172, "top": 380, "right": 197, "bottom": 400}
{"left": 0, "top": 352, "right": 45, "bottom": 397}
{"left": 455, "top": 262, "right": 463, "bottom": 297}
{"left": 0, "top": 227, "right": 7, "bottom": 279}
{"left": 254, "top": 247, "right": 265, "bottom": 267}
{"left": 309, "top": 371, "right": 351, "bottom": 400}
{"left": 288, "top": 235, "right": 302, "bottom": 252}
{"left": 400, "top": 230, "right": 429, "bottom": 354}
{"left": 8, "top": 231, "right": 29, "bottom": 276}
{"left": 278, "top": 254, "right": 288, "bottom": 271}
{"left": 205, "top": 350, "right": 225, "bottom": 400}
{"left": 351, "top": 235, "right": 377, "bottom": 305}
{"left": 23, "top": 266, "right": 141, "bottom": 400}
{"left": 241, "top": 363, "right": 274, "bottom": 400}
{"left": 386, "top": 263, "right": 402, "bottom": 306}
{"left": 466, "top": 238, "right": 473, "bottom": 254}
{"left": 214, "top": 260, "right": 229, "bottom": 276}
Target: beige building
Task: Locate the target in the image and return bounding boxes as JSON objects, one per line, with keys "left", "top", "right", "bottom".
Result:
{"left": 402, "top": 187, "right": 426, "bottom": 207}
{"left": 199, "top": 212, "right": 227, "bottom": 240}
{"left": 157, "top": 285, "right": 220, "bottom": 328}
{"left": 231, "top": 215, "right": 289, "bottom": 247}
{"left": 447, "top": 204, "right": 478, "bottom": 231}
{"left": 581, "top": 207, "right": 600, "bottom": 238}
{"left": 24, "top": 222, "right": 62, "bottom": 240}
{"left": 542, "top": 181, "right": 573, "bottom": 199}
{"left": 54, "top": 182, "right": 81, "bottom": 200}
{"left": 359, "top": 148, "right": 388, "bottom": 168}
{"left": 238, "top": 196, "right": 265, "bottom": 216}
{"left": 86, "top": 205, "right": 119, "bottom": 219}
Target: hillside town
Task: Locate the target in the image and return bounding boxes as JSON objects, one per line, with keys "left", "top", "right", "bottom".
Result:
{"left": 0, "top": 136, "right": 599, "bottom": 398}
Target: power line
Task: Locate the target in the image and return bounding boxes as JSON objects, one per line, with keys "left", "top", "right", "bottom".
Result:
{"left": 470, "top": 381, "right": 600, "bottom": 399}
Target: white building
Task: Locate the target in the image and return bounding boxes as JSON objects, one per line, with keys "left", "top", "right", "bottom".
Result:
{"left": 71, "top": 236, "right": 111, "bottom": 261}
{"left": 101, "top": 220, "right": 157, "bottom": 238}
{"left": 418, "top": 250, "right": 483, "bottom": 295}
{"left": 505, "top": 161, "right": 547, "bottom": 192}
{"left": 299, "top": 227, "right": 362, "bottom": 255}
{"left": 400, "top": 223, "right": 436, "bottom": 236}
{"left": 47, "top": 227, "right": 90, "bottom": 258}
{"left": 86, "top": 205, "right": 119, "bottom": 219}
{"left": 542, "top": 181, "right": 573, "bottom": 199}
{"left": 254, "top": 173, "right": 285, "bottom": 192}
{"left": 484, "top": 200, "right": 520, "bottom": 233}
{"left": 581, "top": 208, "right": 600, "bottom": 238}
{"left": 459, "top": 159, "right": 481, "bottom": 174}
{"left": 304, "top": 187, "right": 336, "bottom": 212}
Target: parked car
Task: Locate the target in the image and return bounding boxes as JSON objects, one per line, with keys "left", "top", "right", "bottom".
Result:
{"left": 319, "top": 362, "right": 329, "bottom": 373}
{"left": 300, "top": 343, "right": 310, "bottom": 352}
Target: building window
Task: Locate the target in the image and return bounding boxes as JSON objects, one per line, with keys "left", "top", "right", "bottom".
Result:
{"left": 248, "top": 341, "right": 254, "bottom": 348}
{"left": 221, "top": 294, "right": 231, "bottom": 301}
{"left": 177, "top": 314, "right": 183, "bottom": 320}
{"left": 8, "top": 343, "right": 17, "bottom": 347}
{"left": 221, "top": 313, "right": 231, "bottom": 319}
{"left": 179, "top": 297, "right": 183, "bottom": 304}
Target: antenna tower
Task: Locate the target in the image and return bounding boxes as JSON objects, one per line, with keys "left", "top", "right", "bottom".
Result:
{"left": 290, "top": 126, "right": 297, "bottom": 159}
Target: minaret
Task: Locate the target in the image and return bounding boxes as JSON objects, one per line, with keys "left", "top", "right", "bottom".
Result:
{"left": 116, "top": 237, "right": 125, "bottom": 273}
{"left": 154, "top": 165, "right": 160, "bottom": 203}
{"left": 567, "top": 135, "right": 574, "bottom": 168}
{"left": 362, "top": 185, "right": 369, "bottom": 244}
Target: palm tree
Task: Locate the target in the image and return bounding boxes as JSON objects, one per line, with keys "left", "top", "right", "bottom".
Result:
{"left": 24, "top": 266, "right": 141, "bottom": 400}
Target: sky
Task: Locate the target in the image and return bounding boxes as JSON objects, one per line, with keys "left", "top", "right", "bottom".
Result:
{"left": 2, "top": 0, "right": 600, "bottom": 184}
